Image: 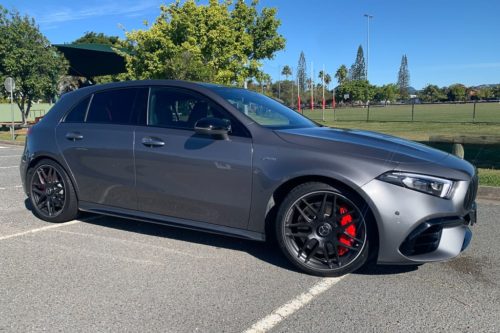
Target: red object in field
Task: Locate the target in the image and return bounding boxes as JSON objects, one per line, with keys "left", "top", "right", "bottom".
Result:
{"left": 298, "top": 95, "right": 301, "bottom": 112}
{"left": 332, "top": 97, "right": 336, "bottom": 109}
{"left": 310, "top": 97, "right": 314, "bottom": 111}
{"left": 338, "top": 206, "right": 356, "bottom": 256}
{"left": 322, "top": 99, "right": 325, "bottom": 109}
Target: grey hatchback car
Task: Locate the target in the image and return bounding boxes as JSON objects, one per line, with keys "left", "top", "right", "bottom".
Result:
{"left": 20, "top": 80, "right": 477, "bottom": 276}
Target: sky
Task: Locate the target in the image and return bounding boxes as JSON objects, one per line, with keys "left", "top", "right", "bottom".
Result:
{"left": 2, "top": 0, "right": 499, "bottom": 89}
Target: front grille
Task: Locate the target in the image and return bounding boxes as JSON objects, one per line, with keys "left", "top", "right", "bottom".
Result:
{"left": 463, "top": 173, "right": 478, "bottom": 210}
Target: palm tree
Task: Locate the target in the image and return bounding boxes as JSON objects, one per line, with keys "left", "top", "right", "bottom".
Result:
{"left": 281, "top": 65, "right": 292, "bottom": 81}
{"left": 335, "top": 65, "right": 348, "bottom": 85}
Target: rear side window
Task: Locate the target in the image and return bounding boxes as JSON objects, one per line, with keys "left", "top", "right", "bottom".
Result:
{"left": 86, "top": 88, "right": 148, "bottom": 125}
{"left": 65, "top": 96, "right": 90, "bottom": 123}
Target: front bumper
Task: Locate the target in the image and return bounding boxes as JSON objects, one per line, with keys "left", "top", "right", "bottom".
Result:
{"left": 361, "top": 177, "right": 477, "bottom": 264}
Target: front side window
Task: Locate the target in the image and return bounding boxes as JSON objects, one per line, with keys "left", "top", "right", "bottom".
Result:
{"left": 148, "top": 87, "right": 247, "bottom": 136}
{"left": 208, "top": 86, "right": 318, "bottom": 129}
{"left": 86, "top": 88, "right": 148, "bottom": 125}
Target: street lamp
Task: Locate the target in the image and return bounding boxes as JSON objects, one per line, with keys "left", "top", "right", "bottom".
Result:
{"left": 364, "top": 14, "right": 373, "bottom": 81}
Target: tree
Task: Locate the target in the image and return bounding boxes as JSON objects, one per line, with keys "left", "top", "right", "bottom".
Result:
{"left": 324, "top": 74, "right": 332, "bottom": 88}
{"left": 419, "top": 84, "right": 446, "bottom": 102}
{"left": 379, "top": 84, "right": 399, "bottom": 105}
{"left": 447, "top": 84, "right": 467, "bottom": 102}
{"left": 281, "top": 65, "right": 292, "bottom": 81}
{"left": 124, "top": 0, "right": 285, "bottom": 85}
{"left": 477, "top": 87, "right": 494, "bottom": 100}
{"left": 73, "top": 31, "right": 124, "bottom": 46}
{"left": 0, "top": 7, "right": 68, "bottom": 124}
{"left": 296, "top": 51, "right": 307, "bottom": 92}
{"left": 349, "top": 45, "right": 366, "bottom": 81}
{"left": 335, "top": 80, "right": 375, "bottom": 103}
{"left": 397, "top": 54, "right": 410, "bottom": 100}
{"left": 335, "top": 65, "right": 348, "bottom": 85}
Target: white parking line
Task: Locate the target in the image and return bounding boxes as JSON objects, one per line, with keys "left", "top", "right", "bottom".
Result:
{"left": 243, "top": 276, "right": 347, "bottom": 333}
{"left": 0, "top": 166, "right": 17, "bottom": 169}
{"left": 0, "top": 185, "right": 22, "bottom": 190}
{"left": 0, "top": 216, "right": 102, "bottom": 241}
{"left": 0, "top": 155, "right": 21, "bottom": 157}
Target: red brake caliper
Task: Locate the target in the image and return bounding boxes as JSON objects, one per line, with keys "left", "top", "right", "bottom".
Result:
{"left": 338, "top": 207, "right": 356, "bottom": 256}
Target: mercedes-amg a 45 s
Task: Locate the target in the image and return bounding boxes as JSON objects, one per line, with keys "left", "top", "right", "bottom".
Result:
{"left": 20, "top": 80, "right": 477, "bottom": 276}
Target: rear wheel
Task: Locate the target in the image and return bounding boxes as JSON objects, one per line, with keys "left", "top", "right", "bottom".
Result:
{"left": 276, "top": 182, "right": 370, "bottom": 276}
{"left": 28, "top": 159, "right": 78, "bottom": 223}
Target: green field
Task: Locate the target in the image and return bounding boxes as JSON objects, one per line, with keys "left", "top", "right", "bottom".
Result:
{"left": 303, "top": 102, "right": 500, "bottom": 124}
{"left": 0, "top": 103, "right": 52, "bottom": 123}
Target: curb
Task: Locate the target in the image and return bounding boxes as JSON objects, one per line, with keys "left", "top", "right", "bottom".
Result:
{"left": 477, "top": 186, "right": 500, "bottom": 202}
{"left": 0, "top": 140, "right": 24, "bottom": 146}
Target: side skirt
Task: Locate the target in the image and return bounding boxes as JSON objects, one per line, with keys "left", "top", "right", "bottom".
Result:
{"left": 78, "top": 201, "right": 266, "bottom": 242}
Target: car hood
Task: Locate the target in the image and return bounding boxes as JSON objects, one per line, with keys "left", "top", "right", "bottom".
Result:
{"left": 275, "top": 127, "right": 476, "bottom": 180}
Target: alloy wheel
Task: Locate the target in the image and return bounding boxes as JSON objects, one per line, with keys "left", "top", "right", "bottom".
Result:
{"left": 30, "top": 165, "right": 66, "bottom": 217}
{"left": 282, "top": 190, "right": 367, "bottom": 272}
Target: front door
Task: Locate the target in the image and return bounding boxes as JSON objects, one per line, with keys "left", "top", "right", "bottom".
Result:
{"left": 134, "top": 86, "right": 253, "bottom": 229}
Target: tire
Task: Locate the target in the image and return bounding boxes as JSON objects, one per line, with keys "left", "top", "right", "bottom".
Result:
{"left": 275, "top": 182, "right": 371, "bottom": 277}
{"left": 28, "top": 159, "right": 79, "bottom": 223}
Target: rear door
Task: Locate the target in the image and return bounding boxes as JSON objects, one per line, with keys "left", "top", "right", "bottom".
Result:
{"left": 56, "top": 87, "right": 148, "bottom": 209}
{"left": 134, "top": 86, "right": 253, "bottom": 229}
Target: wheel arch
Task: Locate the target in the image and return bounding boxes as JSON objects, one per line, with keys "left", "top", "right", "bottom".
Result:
{"left": 264, "top": 175, "right": 380, "bottom": 258}
{"left": 26, "top": 154, "right": 80, "bottom": 201}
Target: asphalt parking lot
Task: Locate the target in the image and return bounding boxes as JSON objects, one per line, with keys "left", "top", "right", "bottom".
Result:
{"left": 0, "top": 143, "right": 499, "bottom": 332}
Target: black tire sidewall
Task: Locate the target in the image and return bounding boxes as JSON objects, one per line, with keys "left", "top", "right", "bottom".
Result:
{"left": 275, "top": 182, "right": 370, "bottom": 277}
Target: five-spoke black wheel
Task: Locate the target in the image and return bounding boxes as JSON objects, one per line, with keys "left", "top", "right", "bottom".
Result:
{"left": 28, "top": 159, "right": 78, "bottom": 223}
{"left": 276, "top": 182, "right": 370, "bottom": 276}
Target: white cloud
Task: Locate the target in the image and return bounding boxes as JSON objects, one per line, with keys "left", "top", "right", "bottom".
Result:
{"left": 36, "top": 0, "right": 159, "bottom": 24}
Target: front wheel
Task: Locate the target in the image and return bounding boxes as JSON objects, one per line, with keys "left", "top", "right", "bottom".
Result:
{"left": 276, "top": 182, "right": 371, "bottom": 276}
{"left": 28, "top": 159, "right": 79, "bottom": 223}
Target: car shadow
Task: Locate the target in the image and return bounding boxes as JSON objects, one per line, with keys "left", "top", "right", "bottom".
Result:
{"left": 24, "top": 198, "right": 420, "bottom": 276}
{"left": 81, "top": 213, "right": 301, "bottom": 273}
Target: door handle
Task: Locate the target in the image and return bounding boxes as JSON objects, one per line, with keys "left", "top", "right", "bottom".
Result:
{"left": 66, "top": 132, "right": 83, "bottom": 141}
{"left": 142, "top": 136, "right": 165, "bottom": 147}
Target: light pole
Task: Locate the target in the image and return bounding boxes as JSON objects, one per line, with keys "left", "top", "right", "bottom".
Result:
{"left": 364, "top": 14, "right": 373, "bottom": 81}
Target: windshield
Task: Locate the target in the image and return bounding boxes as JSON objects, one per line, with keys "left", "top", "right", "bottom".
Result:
{"left": 209, "top": 87, "right": 317, "bottom": 129}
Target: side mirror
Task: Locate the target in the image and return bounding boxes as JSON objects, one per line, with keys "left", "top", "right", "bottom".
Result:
{"left": 194, "top": 117, "right": 231, "bottom": 140}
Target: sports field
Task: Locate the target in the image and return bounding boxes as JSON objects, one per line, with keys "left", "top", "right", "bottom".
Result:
{"left": 303, "top": 102, "right": 500, "bottom": 123}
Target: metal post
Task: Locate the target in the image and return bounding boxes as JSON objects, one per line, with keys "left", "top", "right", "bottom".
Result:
{"left": 310, "top": 62, "right": 314, "bottom": 112}
{"left": 473, "top": 102, "right": 476, "bottom": 123}
{"left": 366, "top": 103, "right": 370, "bottom": 121}
{"left": 322, "top": 64, "right": 325, "bottom": 121}
{"left": 10, "top": 89, "right": 14, "bottom": 141}
{"left": 411, "top": 101, "right": 415, "bottom": 121}
{"left": 364, "top": 14, "right": 373, "bottom": 80}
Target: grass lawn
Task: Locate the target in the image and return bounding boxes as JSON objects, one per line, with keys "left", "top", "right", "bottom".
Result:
{"left": 0, "top": 131, "right": 25, "bottom": 143}
{"left": 303, "top": 102, "right": 500, "bottom": 123}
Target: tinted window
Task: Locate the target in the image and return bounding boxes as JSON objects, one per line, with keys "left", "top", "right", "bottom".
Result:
{"left": 86, "top": 88, "right": 148, "bottom": 125}
{"left": 148, "top": 87, "right": 247, "bottom": 136}
{"left": 65, "top": 96, "right": 90, "bottom": 123}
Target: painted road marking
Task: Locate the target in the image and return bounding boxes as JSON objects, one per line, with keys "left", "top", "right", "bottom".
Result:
{"left": 0, "top": 155, "right": 22, "bottom": 157}
{"left": 0, "top": 216, "right": 102, "bottom": 241}
{"left": 243, "top": 276, "right": 347, "bottom": 333}
{"left": 0, "top": 185, "right": 22, "bottom": 190}
{"left": 0, "top": 166, "right": 17, "bottom": 169}
{"left": 54, "top": 229, "right": 209, "bottom": 259}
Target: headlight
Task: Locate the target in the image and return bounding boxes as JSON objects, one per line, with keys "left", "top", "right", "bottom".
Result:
{"left": 377, "top": 172, "right": 455, "bottom": 199}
